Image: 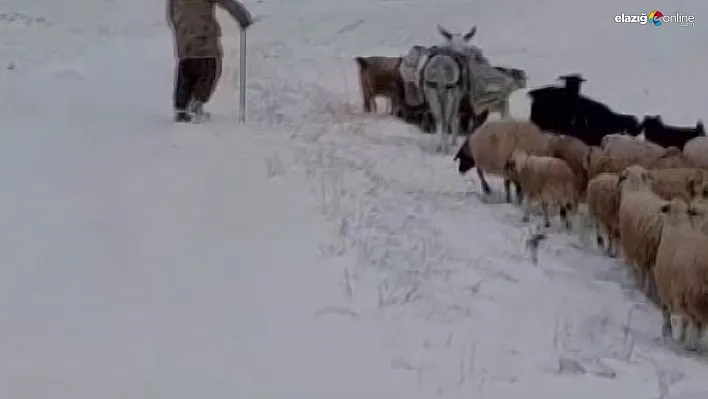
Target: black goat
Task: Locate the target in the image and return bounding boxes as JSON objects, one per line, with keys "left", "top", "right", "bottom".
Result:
{"left": 641, "top": 115, "right": 705, "bottom": 150}
{"left": 528, "top": 74, "right": 586, "bottom": 134}
{"left": 528, "top": 74, "right": 641, "bottom": 146}
{"left": 572, "top": 100, "right": 642, "bottom": 146}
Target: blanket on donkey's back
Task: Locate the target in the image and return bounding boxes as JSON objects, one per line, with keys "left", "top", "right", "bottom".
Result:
{"left": 399, "top": 45, "right": 428, "bottom": 106}
{"left": 466, "top": 60, "right": 516, "bottom": 110}
{"left": 399, "top": 44, "right": 514, "bottom": 111}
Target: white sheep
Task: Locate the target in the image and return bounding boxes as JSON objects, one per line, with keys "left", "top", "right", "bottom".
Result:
{"left": 654, "top": 198, "right": 708, "bottom": 351}
{"left": 584, "top": 135, "right": 671, "bottom": 180}
{"left": 601, "top": 134, "right": 667, "bottom": 164}
{"left": 454, "top": 119, "right": 555, "bottom": 203}
{"left": 586, "top": 173, "right": 621, "bottom": 257}
{"left": 549, "top": 134, "right": 590, "bottom": 201}
{"left": 583, "top": 146, "right": 635, "bottom": 180}
{"left": 649, "top": 167, "right": 708, "bottom": 203}
{"left": 648, "top": 147, "right": 695, "bottom": 169}
{"left": 683, "top": 136, "right": 708, "bottom": 169}
{"left": 503, "top": 149, "right": 579, "bottom": 229}
{"left": 617, "top": 165, "right": 667, "bottom": 301}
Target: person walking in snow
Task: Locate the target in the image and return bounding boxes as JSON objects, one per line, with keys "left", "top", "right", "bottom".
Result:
{"left": 167, "top": 0, "right": 253, "bottom": 123}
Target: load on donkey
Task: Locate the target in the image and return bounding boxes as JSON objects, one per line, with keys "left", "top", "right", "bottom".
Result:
{"left": 398, "top": 25, "right": 528, "bottom": 134}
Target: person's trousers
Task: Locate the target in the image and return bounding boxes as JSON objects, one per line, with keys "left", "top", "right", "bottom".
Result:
{"left": 173, "top": 57, "right": 222, "bottom": 111}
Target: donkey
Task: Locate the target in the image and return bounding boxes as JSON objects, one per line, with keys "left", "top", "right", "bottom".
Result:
{"left": 421, "top": 48, "right": 469, "bottom": 153}
{"left": 418, "top": 25, "right": 476, "bottom": 153}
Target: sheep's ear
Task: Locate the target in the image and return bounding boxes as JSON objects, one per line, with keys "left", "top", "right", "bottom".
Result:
{"left": 437, "top": 25, "right": 453, "bottom": 40}
{"left": 581, "top": 152, "right": 590, "bottom": 171}
{"left": 660, "top": 203, "right": 671, "bottom": 214}
{"left": 617, "top": 171, "right": 627, "bottom": 183}
{"left": 688, "top": 171, "right": 704, "bottom": 193}
{"left": 463, "top": 25, "right": 477, "bottom": 40}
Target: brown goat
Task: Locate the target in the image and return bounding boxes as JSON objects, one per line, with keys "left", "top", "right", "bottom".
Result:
{"left": 354, "top": 56, "right": 405, "bottom": 115}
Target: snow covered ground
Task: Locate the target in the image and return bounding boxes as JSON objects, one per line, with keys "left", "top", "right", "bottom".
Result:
{"left": 1, "top": 0, "right": 708, "bottom": 397}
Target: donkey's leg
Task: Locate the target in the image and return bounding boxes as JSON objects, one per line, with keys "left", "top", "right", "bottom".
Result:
{"left": 436, "top": 90, "right": 448, "bottom": 154}
{"left": 499, "top": 100, "right": 511, "bottom": 119}
{"left": 450, "top": 90, "right": 462, "bottom": 148}
{"left": 423, "top": 86, "right": 443, "bottom": 150}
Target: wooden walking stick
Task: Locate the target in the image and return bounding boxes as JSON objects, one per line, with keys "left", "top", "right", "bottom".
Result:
{"left": 238, "top": 29, "right": 247, "bottom": 123}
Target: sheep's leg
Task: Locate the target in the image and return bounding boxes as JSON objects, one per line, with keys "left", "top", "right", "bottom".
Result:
{"left": 541, "top": 201, "right": 551, "bottom": 228}
{"left": 695, "top": 321, "right": 705, "bottom": 341}
{"left": 476, "top": 168, "right": 491, "bottom": 196}
{"left": 678, "top": 318, "right": 689, "bottom": 343}
{"left": 595, "top": 221, "right": 604, "bottom": 249}
{"left": 645, "top": 271, "right": 660, "bottom": 305}
{"left": 632, "top": 266, "right": 643, "bottom": 288}
{"left": 636, "top": 268, "right": 646, "bottom": 292}
{"left": 560, "top": 203, "right": 571, "bottom": 230}
{"left": 661, "top": 305, "right": 673, "bottom": 339}
{"left": 521, "top": 196, "right": 532, "bottom": 223}
{"left": 642, "top": 270, "right": 652, "bottom": 297}
{"left": 514, "top": 182, "right": 523, "bottom": 204}
{"left": 607, "top": 230, "right": 618, "bottom": 258}
{"left": 503, "top": 179, "right": 512, "bottom": 203}
{"left": 685, "top": 320, "right": 701, "bottom": 352}
{"left": 694, "top": 321, "right": 705, "bottom": 352}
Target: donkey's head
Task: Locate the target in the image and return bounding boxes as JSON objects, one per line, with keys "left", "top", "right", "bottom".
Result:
{"left": 437, "top": 25, "right": 477, "bottom": 51}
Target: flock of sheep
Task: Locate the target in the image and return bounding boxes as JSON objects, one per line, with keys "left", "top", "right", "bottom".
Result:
{"left": 454, "top": 116, "right": 708, "bottom": 352}
{"left": 352, "top": 27, "right": 708, "bottom": 352}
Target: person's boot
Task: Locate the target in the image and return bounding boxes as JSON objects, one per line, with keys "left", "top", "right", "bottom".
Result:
{"left": 175, "top": 109, "right": 192, "bottom": 123}
{"left": 188, "top": 99, "right": 211, "bottom": 122}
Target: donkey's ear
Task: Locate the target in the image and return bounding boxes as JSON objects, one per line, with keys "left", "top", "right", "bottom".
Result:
{"left": 463, "top": 25, "right": 477, "bottom": 40}
{"left": 437, "top": 25, "right": 452, "bottom": 40}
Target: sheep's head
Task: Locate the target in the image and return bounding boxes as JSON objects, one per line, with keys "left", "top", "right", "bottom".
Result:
{"left": 687, "top": 170, "right": 708, "bottom": 201}
{"left": 659, "top": 198, "right": 695, "bottom": 226}
{"left": 617, "top": 165, "right": 652, "bottom": 193}
{"left": 688, "top": 199, "right": 708, "bottom": 232}
{"left": 584, "top": 146, "right": 607, "bottom": 178}
{"left": 504, "top": 150, "right": 527, "bottom": 176}
{"left": 696, "top": 119, "right": 705, "bottom": 134}
{"left": 454, "top": 141, "right": 475, "bottom": 175}
{"left": 503, "top": 158, "right": 515, "bottom": 174}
